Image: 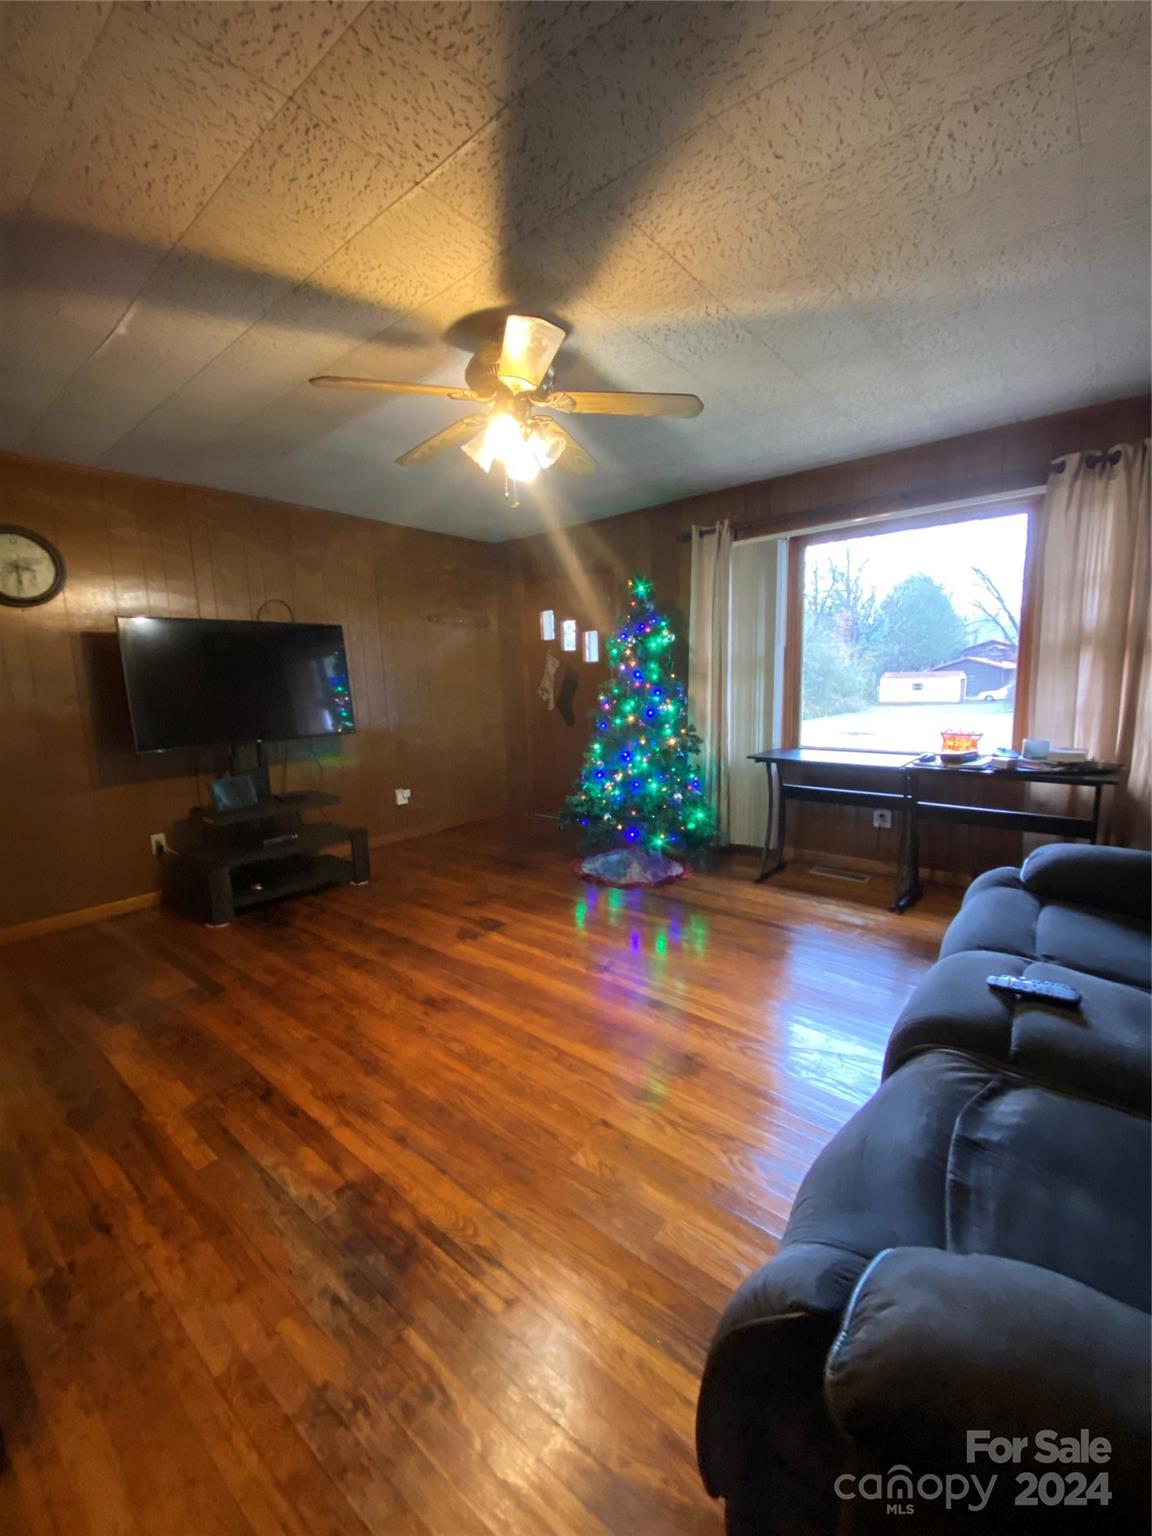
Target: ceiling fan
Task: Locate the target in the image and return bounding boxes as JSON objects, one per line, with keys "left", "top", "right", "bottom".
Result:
{"left": 309, "top": 314, "right": 703, "bottom": 488}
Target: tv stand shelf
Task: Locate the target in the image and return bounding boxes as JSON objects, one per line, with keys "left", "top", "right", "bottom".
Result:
{"left": 194, "top": 790, "right": 341, "bottom": 827}
{"left": 166, "top": 795, "right": 368, "bottom": 926}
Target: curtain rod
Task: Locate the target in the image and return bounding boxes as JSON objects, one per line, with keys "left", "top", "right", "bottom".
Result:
{"left": 675, "top": 469, "right": 1046, "bottom": 543}
{"left": 1049, "top": 448, "right": 1122, "bottom": 473}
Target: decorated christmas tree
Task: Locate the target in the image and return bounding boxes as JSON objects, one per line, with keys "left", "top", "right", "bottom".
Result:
{"left": 561, "top": 576, "right": 715, "bottom": 877}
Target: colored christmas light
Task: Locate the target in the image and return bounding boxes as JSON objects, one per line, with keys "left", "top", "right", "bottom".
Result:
{"left": 559, "top": 574, "right": 716, "bottom": 857}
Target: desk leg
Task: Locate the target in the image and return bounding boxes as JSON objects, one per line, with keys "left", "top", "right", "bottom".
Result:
{"left": 1090, "top": 783, "right": 1103, "bottom": 844}
{"left": 754, "top": 764, "right": 786, "bottom": 882}
{"left": 891, "top": 779, "right": 922, "bottom": 913}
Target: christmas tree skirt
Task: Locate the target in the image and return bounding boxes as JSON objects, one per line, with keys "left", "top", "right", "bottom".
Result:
{"left": 575, "top": 848, "right": 686, "bottom": 888}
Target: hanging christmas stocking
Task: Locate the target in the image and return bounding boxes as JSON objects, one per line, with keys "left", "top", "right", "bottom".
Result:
{"left": 557, "top": 670, "right": 579, "bottom": 726}
{"left": 538, "top": 650, "right": 560, "bottom": 710}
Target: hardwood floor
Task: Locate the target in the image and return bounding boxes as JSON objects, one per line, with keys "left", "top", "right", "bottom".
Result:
{"left": 0, "top": 818, "right": 958, "bottom": 1536}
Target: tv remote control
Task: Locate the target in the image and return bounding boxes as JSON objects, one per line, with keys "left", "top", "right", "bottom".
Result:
{"left": 986, "top": 975, "right": 1082, "bottom": 1007}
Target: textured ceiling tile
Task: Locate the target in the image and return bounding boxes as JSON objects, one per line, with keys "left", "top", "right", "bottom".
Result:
{"left": 676, "top": 1, "right": 867, "bottom": 117}
{"left": 548, "top": 305, "right": 704, "bottom": 396}
{"left": 179, "top": 102, "right": 407, "bottom": 284}
{"left": 489, "top": 1, "right": 717, "bottom": 225}
{"left": 779, "top": 133, "right": 935, "bottom": 242}
{"left": 142, "top": 0, "right": 367, "bottom": 96}
{"left": 1092, "top": 301, "right": 1152, "bottom": 390}
{"left": 20, "top": 300, "right": 249, "bottom": 459}
{"left": 248, "top": 285, "right": 406, "bottom": 367}
{"left": 71, "top": 5, "right": 284, "bottom": 156}
{"left": 402, "top": 0, "right": 620, "bottom": 99}
{"left": 914, "top": 58, "right": 1079, "bottom": 200}
{"left": 1088, "top": 198, "right": 1152, "bottom": 311}
{"left": 963, "top": 220, "right": 1091, "bottom": 301}
{"left": 806, "top": 368, "right": 935, "bottom": 437}
{"left": 816, "top": 209, "right": 962, "bottom": 308}
{"left": 1073, "top": 33, "right": 1152, "bottom": 144}
{"left": 903, "top": 350, "right": 1007, "bottom": 414}
{"left": 26, "top": 6, "right": 285, "bottom": 246}
{"left": 935, "top": 150, "right": 1090, "bottom": 257}
{"left": 2, "top": 209, "right": 163, "bottom": 348}
{"left": 863, "top": 2, "right": 1068, "bottom": 125}
{"left": 718, "top": 38, "right": 902, "bottom": 196}
{"left": 1, "top": 0, "right": 1146, "bottom": 536}
{"left": 304, "top": 186, "right": 495, "bottom": 319}
{"left": 751, "top": 302, "right": 880, "bottom": 371}
{"left": 116, "top": 330, "right": 322, "bottom": 443}
{"left": 1081, "top": 124, "right": 1152, "bottom": 218}
{"left": 423, "top": 5, "right": 718, "bottom": 253}
{"left": 0, "top": 294, "right": 111, "bottom": 441}
{"left": 0, "top": 70, "right": 70, "bottom": 216}
{"left": 295, "top": 3, "right": 499, "bottom": 174}
{"left": 136, "top": 246, "right": 298, "bottom": 334}
{"left": 27, "top": 101, "right": 207, "bottom": 246}
{"left": 619, "top": 118, "right": 770, "bottom": 258}
{"left": 868, "top": 300, "right": 989, "bottom": 368}
{"left": 0, "top": 1, "right": 111, "bottom": 99}
{"left": 418, "top": 112, "right": 510, "bottom": 242}
{"left": 1068, "top": 0, "right": 1151, "bottom": 55}
{"left": 657, "top": 195, "right": 834, "bottom": 331}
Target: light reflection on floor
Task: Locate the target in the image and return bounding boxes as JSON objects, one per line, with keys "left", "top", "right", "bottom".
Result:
{"left": 571, "top": 880, "right": 904, "bottom": 1116}
{"left": 779, "top": 1018, "right": 885, "bottom": 1105}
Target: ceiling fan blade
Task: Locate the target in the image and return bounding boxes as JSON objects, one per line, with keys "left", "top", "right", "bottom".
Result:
{"left": 310, "top": 375, "right": 479, "bottom": 400}
{"left": 541, "top": 389, "right": 704, "bottom": 418}
{"left": 498, "top": 315, "right": 566, "bottom": 393}
{"left": 395, "top": 414, "right": 488, "bottom": 466}
{"left": 544, "top": 420, "right": 598, "bottom": 476}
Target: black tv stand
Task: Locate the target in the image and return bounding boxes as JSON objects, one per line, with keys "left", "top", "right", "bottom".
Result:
{"left": 166, "top": 790, "right": 369, "bottom": 926}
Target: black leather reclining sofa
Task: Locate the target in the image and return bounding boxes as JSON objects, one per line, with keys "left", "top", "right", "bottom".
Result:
{"left": 696, "top": 844, "right": 1151, "bottom": 1534}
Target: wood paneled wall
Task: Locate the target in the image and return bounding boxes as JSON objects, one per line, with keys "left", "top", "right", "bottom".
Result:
{"left": 0, "top": 454, "right": 517, "bottom": 929}
{"left": 505, "top": 394, "right": 1151, "bottom": 866}
{"left": 2, "top": 393, "right": 1147, "bottom": 928}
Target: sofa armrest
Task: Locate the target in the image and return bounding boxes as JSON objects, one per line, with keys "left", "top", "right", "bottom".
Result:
{"left": 824, "top": 1248, "right": 1150, "bottom": 1528}
{"left": 1021, "top": 843, "right": 1151, "bottom": 918}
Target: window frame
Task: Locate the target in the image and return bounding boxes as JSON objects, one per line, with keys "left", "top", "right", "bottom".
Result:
{"left": 783, "top": 497, "right": 1043, "bottom": 755}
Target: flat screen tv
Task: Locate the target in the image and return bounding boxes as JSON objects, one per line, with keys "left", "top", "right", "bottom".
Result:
{"left": 117, "top": 616, "right": 355, "bottom": 752}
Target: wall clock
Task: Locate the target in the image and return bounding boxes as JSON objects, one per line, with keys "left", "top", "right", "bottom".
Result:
{"left": 0, "top": 526, "right": 66, "bottom": 607}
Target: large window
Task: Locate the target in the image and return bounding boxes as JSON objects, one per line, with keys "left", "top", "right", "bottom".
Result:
{"left": 797, "top": 507, "right": 1031, "bottom": 754}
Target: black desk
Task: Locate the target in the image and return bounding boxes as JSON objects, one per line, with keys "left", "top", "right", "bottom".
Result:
{"left": 897, "top": 761, "right": 1121, "bottom": 911}
{"left": 749, "top": 748, "right": 910, "bottom": 887}
{"left": 749, "top": 748, "right": 1122, "bottom": 912}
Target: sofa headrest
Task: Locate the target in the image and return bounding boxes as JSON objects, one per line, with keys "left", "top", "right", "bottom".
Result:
{"left": 1021, "top": 844, "right": 1151, "bottom": 920}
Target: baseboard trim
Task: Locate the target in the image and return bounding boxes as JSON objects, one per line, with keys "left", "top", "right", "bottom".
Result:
{"left": 0, "top": 891, "right": 160, "bottom": 946}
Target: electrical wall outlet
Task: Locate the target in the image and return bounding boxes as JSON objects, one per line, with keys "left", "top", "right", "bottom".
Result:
{"left": 150, "top": 832, "right": 168, "bottom": 856}
{"left": 394, "top": 788, "right": 412, "bottom": 806}
{"left": 872, "top": 810, "right": 893, "bottom": 830}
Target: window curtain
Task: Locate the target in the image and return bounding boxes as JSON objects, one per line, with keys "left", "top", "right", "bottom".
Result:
{"left": 688, "top": 520, "right": 733, "bottom": 843}
{"left": 1030, "top": 438, "right": 1150, "bottom": 846}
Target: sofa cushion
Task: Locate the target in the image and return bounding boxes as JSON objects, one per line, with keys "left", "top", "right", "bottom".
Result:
{"left": 947, "top": 1075, "right": 1151, "bottom": 1311}
{"left": 940, "top": 868, "right": 1042, "bottom": 961}
{"left": 1036, "top": 901, "right": 1150, "bottom": 988}
{"left": 886, "top": 949, "right": 1152, "bottom": 1112}
{"left": 940, "top": 869, "right": 1151, "bottom": 990}
{"left": 1022, "top": 842, "right": 1152, "bottom": 919}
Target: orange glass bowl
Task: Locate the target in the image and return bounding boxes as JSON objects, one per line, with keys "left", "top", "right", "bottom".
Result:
{"left": 941, "top": 730, "right": 983, "bottom": 753}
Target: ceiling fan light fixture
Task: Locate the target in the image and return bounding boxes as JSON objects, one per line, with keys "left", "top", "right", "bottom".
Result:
{"left": 497, "top": 315, "right": 566, "bottom": 394}
{"left": 462, "top": 411, "right": 545, "bottom": 483}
